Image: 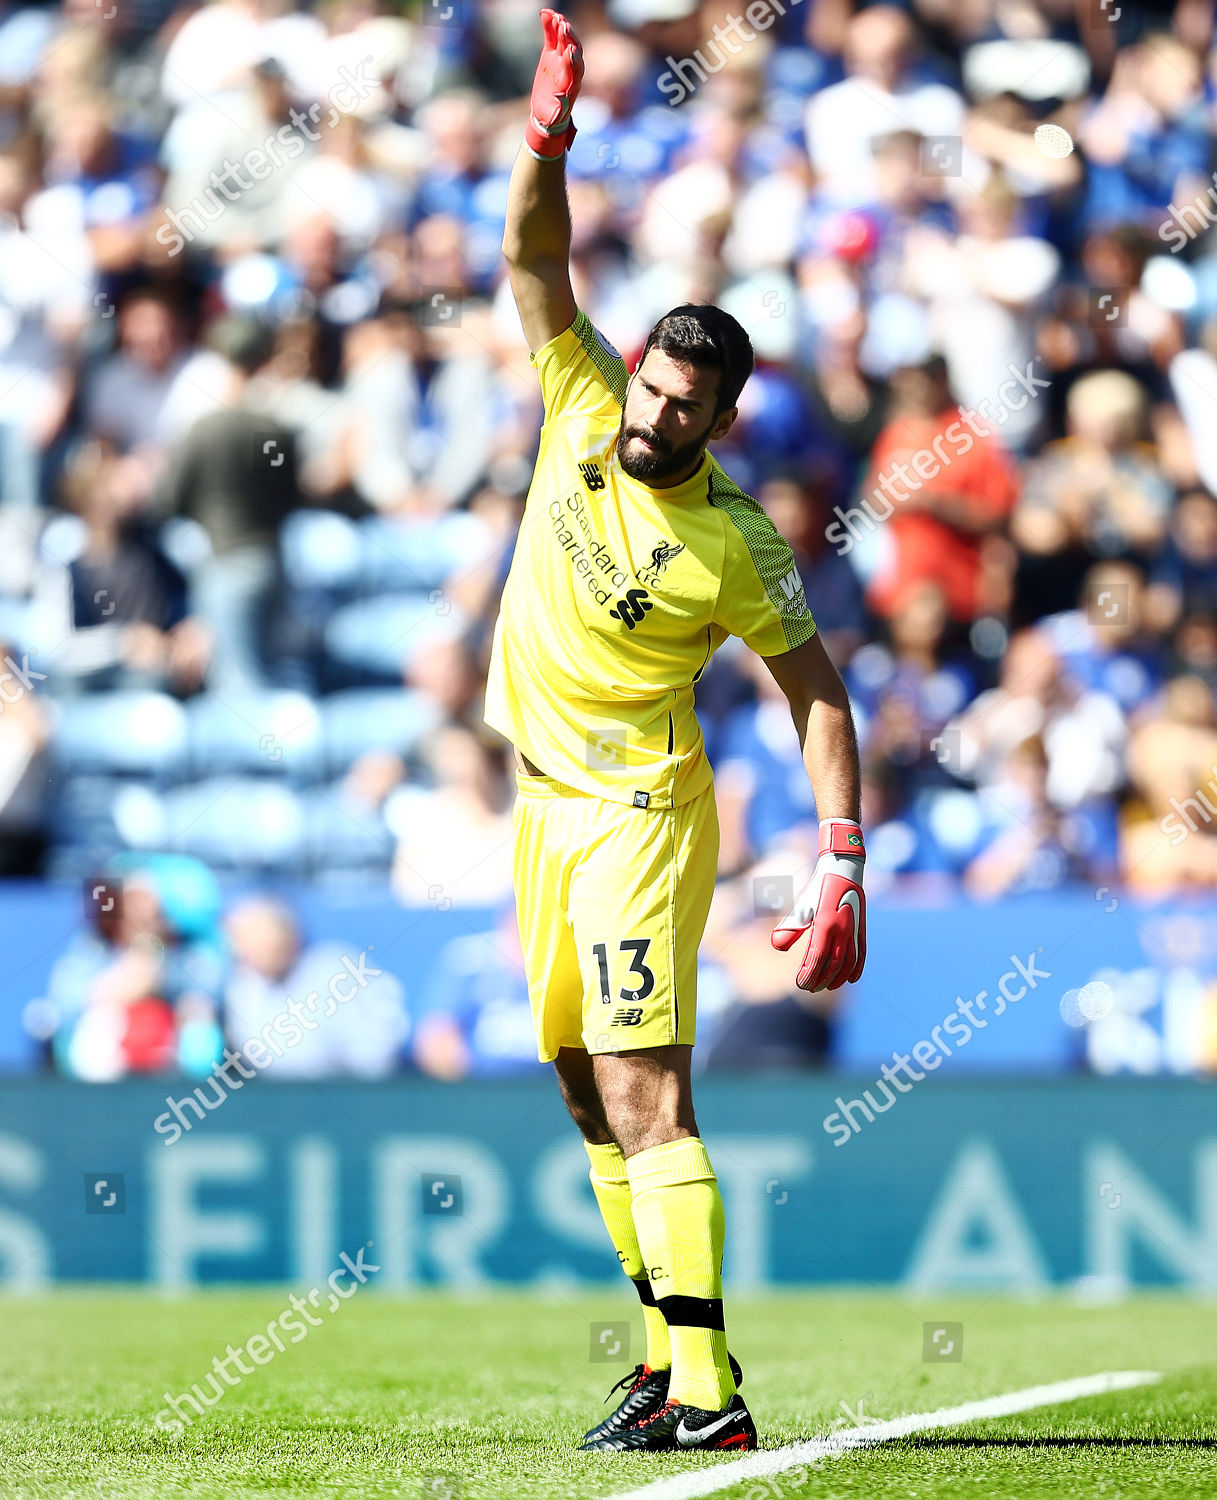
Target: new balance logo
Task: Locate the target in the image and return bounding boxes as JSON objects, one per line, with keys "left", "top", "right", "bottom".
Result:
{"left": 611, "top": 1007, "right": 644, "bottom": 1026}
{"left": 609, "top": 589, "right": 653, "bottom": 628}
{"left": 578, "top": 461, "right": 606, "bottom": 492}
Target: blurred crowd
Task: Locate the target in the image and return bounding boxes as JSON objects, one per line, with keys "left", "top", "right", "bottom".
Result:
{"left": 2, "top": 0, "right": 1217, "bottom": 1073}
{"left": 35, "top": 857, "right": 798, "bottom": 1080}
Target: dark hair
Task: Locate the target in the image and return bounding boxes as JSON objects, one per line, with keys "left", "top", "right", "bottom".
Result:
{"left": 639, "top": 303, "right": 754, "bottom": 418}
{"left": 206, "top": 314, "right": 274, "bottom": 374}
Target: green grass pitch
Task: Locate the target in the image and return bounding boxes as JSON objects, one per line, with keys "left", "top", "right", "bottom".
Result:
{"left": 0, "top": 1289, "right": 1214, "bottom": 1498}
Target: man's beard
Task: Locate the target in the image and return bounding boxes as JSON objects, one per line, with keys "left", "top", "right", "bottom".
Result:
{"left": 614, "top": 414, "right": 715, "bottom": 484}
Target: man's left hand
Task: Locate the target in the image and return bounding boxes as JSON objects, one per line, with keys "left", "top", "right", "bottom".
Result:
{"left": 770, "top": 819, "right": 866, "bottom": 992}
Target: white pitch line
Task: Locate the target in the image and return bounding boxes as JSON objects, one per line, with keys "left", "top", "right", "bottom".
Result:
{"left": 606, "top": 1369, "right": 1162, "bottom": 1500}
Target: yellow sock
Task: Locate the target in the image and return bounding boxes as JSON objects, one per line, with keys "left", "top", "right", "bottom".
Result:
{"left": 584, "top": 1140, "right": 671, "bottom": 1372}
{"left": 624, "top": 1136, "right": 735, "bottom": 1410}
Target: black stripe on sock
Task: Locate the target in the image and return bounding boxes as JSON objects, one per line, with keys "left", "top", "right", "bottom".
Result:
{"left": 656, "top": 1294, "right": 725, "bottom": 1330}
{"left": 631, "top": 1276, "right": 657, "bottom": 1307}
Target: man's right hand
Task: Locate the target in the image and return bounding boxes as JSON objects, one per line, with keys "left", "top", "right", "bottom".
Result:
{"left": 525, "top": 8, "right": 584, "bottom": 161}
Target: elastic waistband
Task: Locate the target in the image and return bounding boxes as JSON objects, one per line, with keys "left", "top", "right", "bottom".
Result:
{"left": 513, "top": 771, "right": 685, "bottom": 812}
{"left": 513, "top": 769, "right": 593, "bottom": 799}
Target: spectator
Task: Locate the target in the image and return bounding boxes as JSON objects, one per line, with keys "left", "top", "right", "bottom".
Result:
{"left": 409, "top": 89, "right": 507, "bottom": 295}
{"left": 695, "top": 862, "right": 837, "bottom": 1071}
{"left": 801, "top": 303, "right": 891, "bottom": 482}
{"left": 963, "top": 734, "right": 1098, "bottom": 899}
{"left": 406, "top": 636, "right": 483, "bottom": 730}
{"left": 846, "top": 357, "right": 1019, "bottom": 626}
{"left": 804, "top": 6, "right": 966, "bottom": 208}
{"left": 1012, "top": 369, "right": 1174, "bottom": 621}
{"left": 1039, "top": 559, "right": 1165, "bottom": 716}
{"left": 945, "top": 626, "right": 1127, "bottom": 817}
{"left": 759, "top": 474, "right": 868, "bottom": 666}
{"left": 155, "top": 315, "right": 301, "bottom": 694}
{"left": 1077, "top": 31, "right": 1211, "bottom": 228}
{"left": 714, "top": 649, "right": 817, "bottom": 877}
{"left": 412, "top": 903, "right": 541, "bottom": 1079}
{"left": 0, "top": 149, "right": 79, "bottom": 508}
{"left": 48, "top": 859, "right": 226, "bottom": 1080}
{"left": 1148, "top": 489, "right": 1217, "bottom": 634}
{"left": 1170, "top": 611, "right": 1217, "bottom": 687}
{"left": 160, "top": 55, "right": 318, "bottom": 256}
{"left": 1127, "top": 674, "right": 1217, "bottom": 822}
{"left": 223, "top": 895, "right": 408, "bottom": 1078}
{"left": 309, "top": 305, "right": 497, "bottom": 514}
{"left": 849, "top": 579, "right": 977, "bottom": 794}
{"left": 444, "top": 485, "right": 528, "bottom": 666}
{"left": 29, "top": 441, "right": 210, "bottom": 696}
{"left": 83, "top": 289, "right": 230, "bottom": 456}
{"left": 906, "top": 170, "right": 1059, "bottom": 455}
{"left": 391, "top": 725, "right": 513, "bottom": 909}
{"left": 37, "top": 92, "right": 161, "bottom": 276}
{"left": 943, "top": 624, "right": 1126, "bottom": 880}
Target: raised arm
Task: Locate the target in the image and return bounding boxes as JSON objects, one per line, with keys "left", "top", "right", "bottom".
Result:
{"left": 501, "top": 8, "right": 583, "bottom": 354}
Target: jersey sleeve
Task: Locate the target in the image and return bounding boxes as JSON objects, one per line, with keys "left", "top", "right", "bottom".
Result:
{"left": 529, "top": 308, "right": 629, "bottom": 423}
{"left": 709, "top": 467, "right": 818, "bottom": 657}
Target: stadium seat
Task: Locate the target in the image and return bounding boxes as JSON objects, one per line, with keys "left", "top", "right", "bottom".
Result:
{"left": 319, "top": 688, "right": 441, "bottom": 777}
{"left": 37, "top": 513, "right": 87, "bottom": 567}
{"left": 302, "top": 785, "right": 395, "bottom": 874}
{"left": 44, "top": 780, "right": 176, "bottom": 879}
{"left": 323, "top": 595, "right": 467, "bottom": 685}
{"left": 49, "top": 692, "right": 189, "bottom": 781}
{"left": 0, "top": 595, "right": 30, "bottom": 657}
{"left": 359, "top": 512, "right": 493, "bottom": 595}
{"left": 280, "top": 510, "right": 364, "bottom": 594}
{"left": 45, "top": 775, "right": 139, "bottom": 864}
{"left": 154, "top": 779, "right": 307, "bottom": 872}
{"left": 185, "top": 691, "right": 323, "bottom": 782}
{"left": 157, "top": 517, "right": 213, "bottom": 574}
{"left": 916, "top": 788, "right": 986, "bottom": 868}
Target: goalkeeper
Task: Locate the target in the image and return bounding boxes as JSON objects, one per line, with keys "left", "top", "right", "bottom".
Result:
{"left": 484, "top": 7, "right": 866, "bottom": 1455}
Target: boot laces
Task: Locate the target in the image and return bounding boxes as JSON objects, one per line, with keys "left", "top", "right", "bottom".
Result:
{"left": 633, "top": 1397, "right": 680, "bottom": 1429}
{"left": 603, "top": 1363, "right": 648, "bottom": 1404}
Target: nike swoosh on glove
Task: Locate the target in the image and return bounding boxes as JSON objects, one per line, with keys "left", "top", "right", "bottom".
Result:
{"left": 770, "top": 818, "right": 866, "bottom": 992}
{"left": 525, "top": 8, "right": 584, "bottom": 160}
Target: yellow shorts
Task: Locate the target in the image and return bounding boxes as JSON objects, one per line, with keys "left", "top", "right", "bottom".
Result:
{"left": 511, "top": 770, "right": 719, "bottom": 1061}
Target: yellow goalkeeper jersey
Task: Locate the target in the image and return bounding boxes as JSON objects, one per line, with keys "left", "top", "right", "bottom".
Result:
{"left": 484, "top": 309, "right": 817, "bottom": 810}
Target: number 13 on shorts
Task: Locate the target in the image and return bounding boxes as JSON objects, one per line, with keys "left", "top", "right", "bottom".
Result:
{"left": 592, "top": 939, "right": 656, "bottom": 1005}
{"left": 584, "top": 933, "right": 672, "bottom": 1048}
{"left": 512, "top": 773, "right": 718, "bottom": 1060}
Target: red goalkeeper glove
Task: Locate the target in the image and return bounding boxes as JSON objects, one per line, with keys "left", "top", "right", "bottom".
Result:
{"left": 770, "top": 819, "right": 867, "bottom": 992}
{"left": 525, "top": 8, "right": 584, "bottom": 161}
